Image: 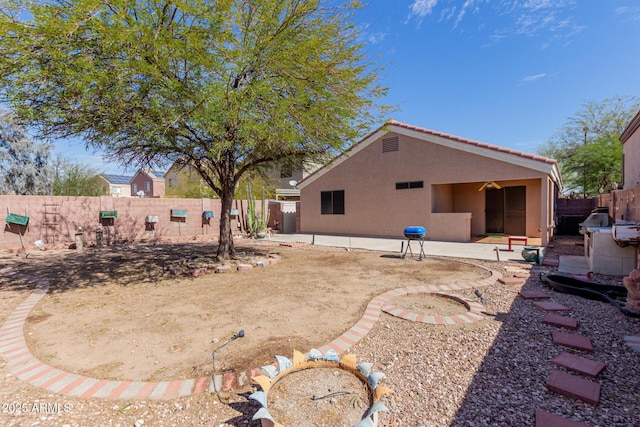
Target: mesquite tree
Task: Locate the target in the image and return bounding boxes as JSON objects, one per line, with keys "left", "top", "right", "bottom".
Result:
{"left": 0, "top": 0, "right": 388, "bottom": 258}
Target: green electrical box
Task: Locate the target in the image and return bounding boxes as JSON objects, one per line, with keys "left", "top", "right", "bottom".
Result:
{"left": 5, "top": 213, "right": 29, "bottom": 226}
{"left": 100, "top": 210, "right": 118, "bottom": 219}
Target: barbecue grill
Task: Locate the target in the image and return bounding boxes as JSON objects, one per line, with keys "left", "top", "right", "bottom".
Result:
{"left": 402, "top": 226, "right": 426, "bottom": 260}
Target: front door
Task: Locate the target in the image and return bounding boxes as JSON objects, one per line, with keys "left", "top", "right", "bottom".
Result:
{"left": 485, "top": 188, "right": 504, "bottom": 233}
{"left": 485, "top": 186, "right": 526, "bottom": 235}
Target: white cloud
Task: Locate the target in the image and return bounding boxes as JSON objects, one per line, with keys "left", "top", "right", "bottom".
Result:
{"left": 409, "top": 0, "right": 439, "bottom": 18}
{"left": 406, "top": 0, "right": 584, "bottom": 48}
{"left": 522, "top": 73, "right": 547, "bottom": 83}
{"left": 368, "top": 31, "right": 388, "bottom": 44}
{"left": 615, "top": 6, "right": 640, "bottom": 22}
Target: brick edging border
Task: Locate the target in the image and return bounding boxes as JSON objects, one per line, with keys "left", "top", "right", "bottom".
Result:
{"left": 0, "top": 264, "right": 501, "bottom": 399}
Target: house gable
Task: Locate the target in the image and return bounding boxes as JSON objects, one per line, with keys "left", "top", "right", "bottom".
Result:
{"left": 298, "top": 120, "right": 561, "bottom": 190}
{"left": 131, "top": 169, "right": 166, "bottom": 197}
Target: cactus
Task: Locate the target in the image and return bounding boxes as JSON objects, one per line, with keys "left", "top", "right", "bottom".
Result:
{"left": 246, "top": 181, "right": 270, "bottom": 238}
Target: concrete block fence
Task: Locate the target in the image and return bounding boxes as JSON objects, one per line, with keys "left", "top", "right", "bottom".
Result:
{"left": 0, "top": 195, "right": 267, "bottom": 251}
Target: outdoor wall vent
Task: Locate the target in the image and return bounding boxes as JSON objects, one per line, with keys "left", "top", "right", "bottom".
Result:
{"left": 382, "top": 136, "right": 399, "bottom": 153}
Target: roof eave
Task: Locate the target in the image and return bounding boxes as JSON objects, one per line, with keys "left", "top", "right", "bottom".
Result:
{"left": 620, "top": 110, "right": 640, "bottom": 144}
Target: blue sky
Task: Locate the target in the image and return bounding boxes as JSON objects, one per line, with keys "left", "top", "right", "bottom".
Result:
{"left": 55, "top": 0, "right": 640, "bottom": 175}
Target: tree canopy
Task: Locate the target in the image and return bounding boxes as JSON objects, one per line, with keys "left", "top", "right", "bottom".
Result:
{"left": 51, "top": 157, "right": 104, "bottom": 196}
{"left": 539, "top": 95, "right": 640, "bottom": 197}
{"left": 0, "top": 0, "right": 390, "bottom": 258}
{"left": 0, "top": 109, "right": 52, "bottom": 195}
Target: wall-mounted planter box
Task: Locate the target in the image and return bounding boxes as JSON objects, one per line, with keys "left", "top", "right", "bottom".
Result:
{"left": 171, "top": 209, "right": 188, "bottom": 218}
{"left": 5, "top": 213, "right": 29, "bottom": 226}
{"left": 100, "top": 210, "right": 118, "bottom": 219}
{"left": 203, "top": 211, "right": 214, "bottom": 219}
{"left": 146, "top": 215, "right": 159, "bottom": 223}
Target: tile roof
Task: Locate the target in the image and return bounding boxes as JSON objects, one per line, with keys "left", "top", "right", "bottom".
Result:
{"left": 101, "top": 174, "right": 133, "bottom": 184}
{"left": 296, "top": 119, "right": 562, "bottom": 189}
{"left": 386, "top": 119, "right": 557, "bottom": 166}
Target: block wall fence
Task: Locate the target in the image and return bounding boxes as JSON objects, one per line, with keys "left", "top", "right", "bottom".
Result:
{"left": 0, "top": 195, "right": 268, "bottom": 251}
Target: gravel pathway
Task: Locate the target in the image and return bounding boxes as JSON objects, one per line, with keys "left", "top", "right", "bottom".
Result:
{"left": 1, "top": 239, "right": 639, "bottom": 426}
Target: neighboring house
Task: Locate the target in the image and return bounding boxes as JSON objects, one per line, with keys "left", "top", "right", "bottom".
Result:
{"left": 164, "top": 159, "right": 319, "bottom": 201}
{"left": 99, "top": 174, "right": 133, "bottom": 198}
{"left": 131, "top": 169, "right": 166, "bottom": 197}
{"left": 621, "top": 110, "right": 640, "bottom": 189}
{"left": 273, "top": 161, "right": 323, "bottom": 201}
{"left": 164, "top": 162, "right": 214, "bottom": 198}
{"left": 296, "top": 120, "right": 562, "bottom": 245}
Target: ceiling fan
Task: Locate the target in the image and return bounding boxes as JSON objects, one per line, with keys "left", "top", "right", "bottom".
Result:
{"left": 478, "top": 181, "right": 503, "bottom": 191}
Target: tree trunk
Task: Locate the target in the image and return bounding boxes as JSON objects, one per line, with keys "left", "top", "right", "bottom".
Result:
{"left": 217, "top": 185, "right": 236, "bottom": 260}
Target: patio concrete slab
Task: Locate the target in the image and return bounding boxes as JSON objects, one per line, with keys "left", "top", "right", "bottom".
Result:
{"left": 545, "top": 370, "right": 600, "bottom": 405}
{"left": 269, "top": 234, "right": 543, "bottom": 262}
{"left": 550, "top": 352, "right": 606, "bottom": 378}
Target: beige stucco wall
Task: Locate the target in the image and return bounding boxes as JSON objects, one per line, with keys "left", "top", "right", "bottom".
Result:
{"left": 300, "top": 131, "right": 551, "bottom": 242}
{"left": 0, "top": 195, "right": 243, "bottom": 251}
{"left": 623, "top": 125, "right": 640, "bottom": 189}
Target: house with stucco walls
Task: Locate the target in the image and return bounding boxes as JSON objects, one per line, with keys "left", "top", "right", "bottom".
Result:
{"left": 296, "top": 120, "right": 562, "bottom": 245}
{"left": 621, "top": 110, "right": 640, "bottom": 190}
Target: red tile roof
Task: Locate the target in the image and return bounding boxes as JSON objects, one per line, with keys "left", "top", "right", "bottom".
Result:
{"left": 386, "top": 119, "right": 557, "bottom": 166}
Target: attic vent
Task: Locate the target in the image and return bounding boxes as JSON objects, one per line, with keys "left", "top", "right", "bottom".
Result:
{"left": 382, "top": 137, "right": 399, "bottom": 153}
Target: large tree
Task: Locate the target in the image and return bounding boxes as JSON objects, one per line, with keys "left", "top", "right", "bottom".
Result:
{"left": 0, "top": 0, "right": 388, "bottom": 258}
{"left": 0, "top": 109, "right": 52, "bottom": 195}
{"left": 539, "top": 95, "right": 640, "bottom": 197}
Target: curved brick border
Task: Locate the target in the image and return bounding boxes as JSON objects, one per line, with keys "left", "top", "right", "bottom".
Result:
{"left": 381, "top": 289, "right": 486, "bottom": 325}
{"left": 0, "top": 264, "right": 501, "bottom": 399}
{"left": 316, "top": 265, "right": 501, "bottom": 355}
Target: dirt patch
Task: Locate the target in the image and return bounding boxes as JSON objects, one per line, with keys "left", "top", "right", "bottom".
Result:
{"left": 5, "top": 241, "right": 490, "bottom": 382}
{"left": 392, "top": 294, "right": 470, "bottom": 316}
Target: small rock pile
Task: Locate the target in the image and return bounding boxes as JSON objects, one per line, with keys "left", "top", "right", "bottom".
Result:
{"left": 167, "top": 253, "right": 281, "bottom": 277}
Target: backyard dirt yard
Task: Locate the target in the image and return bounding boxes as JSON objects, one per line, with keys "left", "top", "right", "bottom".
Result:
{"left": 2, "top": 240, "right": 489, "bottom": 382}
{"left": 2, "top": 237, "right": 638, "bottom": 427}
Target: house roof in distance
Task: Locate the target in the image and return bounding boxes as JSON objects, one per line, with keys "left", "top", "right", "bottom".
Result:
{"left": 297, "top": 119, "right": 562, "bottom": 189}
{"left": 149, "top": 170, "right": 166, "bottom": 179}
{"left": 101, "top": 174, "right": 133, "bottom": 184}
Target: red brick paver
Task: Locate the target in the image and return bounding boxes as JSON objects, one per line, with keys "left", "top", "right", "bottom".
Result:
{"left": 550, "top": 352, "right": 606, "bottom": 378}
{"left": 533, "top": 301, "right": 571, "bottom": 312}
{"left": 545, "top": 369, "right": 601, "bottom": 405}
{"left": 535, "top": 408, "right": 592, "bottom": 427}
{"left": 543, "top": 313, "right": 578, "bottom": 330}
{"left": 519, "top": 290, "right": 551, "bottom": 299}
{"left": 552, "top": 331, "right": 594, "bottom": 352}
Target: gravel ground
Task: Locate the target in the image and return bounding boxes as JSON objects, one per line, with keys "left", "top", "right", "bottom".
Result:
{"left": 1, "top": 237, "right": 639, "bottom": 426}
